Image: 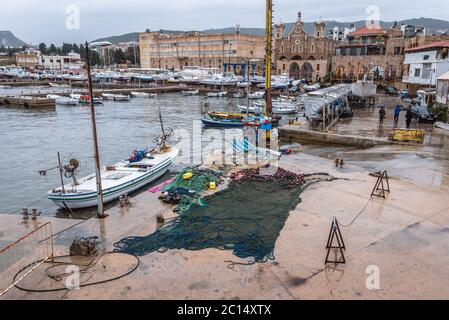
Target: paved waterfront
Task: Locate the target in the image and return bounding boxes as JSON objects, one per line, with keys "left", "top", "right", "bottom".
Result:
{"left": 2, "top": 152, "right": 449, "bottom": 299}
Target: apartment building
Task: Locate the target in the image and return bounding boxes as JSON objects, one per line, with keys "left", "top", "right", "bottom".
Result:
{"left": 139, "top": 31, "right": 265, "bottom": 74}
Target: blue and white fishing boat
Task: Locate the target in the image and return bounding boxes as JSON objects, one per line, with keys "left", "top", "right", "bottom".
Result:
{"left": 201, "top": 116, "right": 245, "bottom": 128}
{"left": 48, "top": 147, "right": 178, "bottom": 209}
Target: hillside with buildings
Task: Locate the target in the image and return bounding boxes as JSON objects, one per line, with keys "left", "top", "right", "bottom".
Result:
{"left": 91, "top": 17, "right": 449, "bottom": 44}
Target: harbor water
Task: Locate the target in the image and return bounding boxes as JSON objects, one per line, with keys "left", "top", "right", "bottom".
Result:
{"left": 0, "top": 90, "right": 297, "bottom": 216}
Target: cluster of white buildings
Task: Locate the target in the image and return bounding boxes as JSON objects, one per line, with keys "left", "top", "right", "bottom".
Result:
{"left": 402, "top": 40, "right": 449, "bottom": 86}
{"left": 14, "top": 48, "right": 84, "bottom": 71}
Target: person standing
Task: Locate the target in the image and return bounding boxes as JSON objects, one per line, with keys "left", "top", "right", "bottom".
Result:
{"left": 379, "top": 106, "right": 386, "bottom": 125}
{"left": 405, "top": 105, "right": 413, "bottom": 129}
{"left": 394, "top": 105, "right": 401, "bottom": 127}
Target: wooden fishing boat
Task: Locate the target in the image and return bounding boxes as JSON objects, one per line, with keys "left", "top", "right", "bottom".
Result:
{"left": 208, "top": 111, "right": 244, "bottom": 121}
{"left": 48, "top": 147, "right": 179, "bottom": 209}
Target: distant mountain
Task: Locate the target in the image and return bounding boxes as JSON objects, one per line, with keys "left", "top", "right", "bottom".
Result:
{"left": 0, "top": 31, "right": 28, "bottom": 48}
{"left": 92, "top": 17, "right": 449, "bottom": 44}
{"left": 92, "top": 32, "right": 140, "bottom": 44}
{"left": 92, "top": 30, "right": 185, "bottom": 44}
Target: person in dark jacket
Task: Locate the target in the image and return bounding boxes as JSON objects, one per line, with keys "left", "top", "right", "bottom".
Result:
{"left": 405, "top": 106, "right": 413, "bottom": 129}
{"left": 379, "top": 106, "right": 386, "bottom": 125}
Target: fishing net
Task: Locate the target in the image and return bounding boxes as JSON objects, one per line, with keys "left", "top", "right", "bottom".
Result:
{"left": 161, "top": 168, "right": 223, "bottom": 213}
{"left": 114, "top": 167, "right": 335, "bottom": 265}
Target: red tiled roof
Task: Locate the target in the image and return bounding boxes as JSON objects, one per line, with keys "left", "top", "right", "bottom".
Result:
{"left": 405, "top": 40, "right": 449, "bottom": 52}
{"left": 349, "top": 25, "right": 387, "bottom": 36}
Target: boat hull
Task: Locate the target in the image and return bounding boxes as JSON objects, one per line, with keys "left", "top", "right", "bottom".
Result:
{"left": 48, "top": 151, "right": 177, "bottom": 209}
{"left": 202, "top": 117, "right": 244, "bottom": 128}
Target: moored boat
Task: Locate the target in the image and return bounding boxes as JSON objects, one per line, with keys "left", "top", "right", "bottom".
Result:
{"left": 48, "top": 147, "right": 179, "bottom": 209}
{"left": 201, "top": 116, "right": 244, "bottom": 128}
{"left": 46, "top": 94, "right": 78, "bottom": 106}
{"left": 248, "top": 91, "right": 265, "bottom": 99}
{"left": 181, "top": 89, "right": 199, "bottom": 96}
{"left": 78, "top": 95, "right": 103, "bottom": 105}
{"left": 207, "top": 91, "right": 227, "bottom": 98}
{"left": 131, "top": 92, "right": 156, "bottom": 98}
{"left": 208, "top": 111, "right": 244, "bottom": 121}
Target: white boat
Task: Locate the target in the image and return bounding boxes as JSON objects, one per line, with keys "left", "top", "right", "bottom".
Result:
{"left": 200, "top": 74, "right": 237, "bottom": 86}
{"left": 248, "top": 91, "right": 265, "bottom": 99}
{"left": 113, "top": 94, "right": 131, "bottom": 101}
{"left": 102, "top": 93, "right": 130, "bottom": 101}
{"left": 253, "top": 101, "right": 298, "bottom": 114}
{"left": 237, "top": 104, "right": 263, "bottom": 114}
{"left": 207, "top": 91, "right": 227, "bottom": 98}
{"left": 167, "top": 77, "right": 180, "bottom": 83}
{"left": 181, "top": 89, "right": 199, "bottom": 96}
{"left": 179, "top": 76, "right": 200, "bottom": 84}
{"left": 131, "top": 92, "right": 156, "bottom": 98}
{"left": 304, "top": 83, "right": 321, "bottom": 92}
{"left": 48, "top": 147, "right": 179, "bottom": 209}
{"left": 49, "top": 82, "right": 70, "bottom": 88}
{"left": 233, "top": 92, "right": 244, "bottom": 98}
{"left": 101, "top": 93, "right": 116, "bottom": 100}
{"left": 69, "top": 93, "right": 82, "bottom": 100}
{"left": 249, "top": 75, "right": 265, "bottom": 84}
{"left": 237, "top": 82, "right": 249, "bottom": 88}
{"left": 46, "top": 94, "right": 78, "bottom": 106}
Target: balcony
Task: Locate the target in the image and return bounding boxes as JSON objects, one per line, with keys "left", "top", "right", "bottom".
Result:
{"left": 402, "top": 75, "right": 409, "bottom": 82}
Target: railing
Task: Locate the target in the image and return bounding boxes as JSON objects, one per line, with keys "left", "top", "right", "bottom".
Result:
{"left": 0, "top": 222, "right": 53, "bottom": 297}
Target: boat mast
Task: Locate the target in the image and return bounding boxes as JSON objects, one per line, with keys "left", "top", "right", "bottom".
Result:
{"left": 85, "top": 42, "right": 106, "bottom": 218}
{"left": 264, "top": 0, "right": 273, "bottom": 147}
{"left": 158, "top": 105, "right": 167, "bottom": 148}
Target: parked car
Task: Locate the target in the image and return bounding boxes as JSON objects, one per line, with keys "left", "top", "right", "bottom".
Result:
{"left": 385, "top": 86, "right": 399, "bottom": 95}
{"left": 400, "top": 89, "right": 409, "bottom": 99}
{"left": 411, "top": 106, "right": 437, "bottom": 123}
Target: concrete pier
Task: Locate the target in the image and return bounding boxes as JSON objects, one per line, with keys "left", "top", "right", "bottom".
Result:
{"left": 1, "top": 152, "right": 449, "bottom": 299}
{"left": 279, "top": 125, "right": 395, "bottom": 147}
{"left": 0, "top": 95, "right": 55, "bottom": 108}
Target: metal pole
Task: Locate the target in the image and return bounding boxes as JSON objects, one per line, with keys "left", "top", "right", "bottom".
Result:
{"left": 246, "top": 59, "right": 250, "bottom": 118}
{"left": 264, "top": 0, "right": 273, "bottom": 116}
{"left": 57, "top": 152, "right": 66, "bottom": 194}
{"left": 264, "top": 0, "right": 273, "bottom": 148}
{"left": 85, "top": 42, "right": 105, "bottom": 218}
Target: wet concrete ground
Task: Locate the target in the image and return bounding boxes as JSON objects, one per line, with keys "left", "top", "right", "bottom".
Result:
{"left": 2, "top": 151, "right": 449, "bottom": 300}
{"left": 303, "top": 94, "right": 449, "bottom": 188}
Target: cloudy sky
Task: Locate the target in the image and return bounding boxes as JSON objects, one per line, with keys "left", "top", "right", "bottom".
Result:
{"left": 1, "top": 0, "right": 447, "bottom": 45}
